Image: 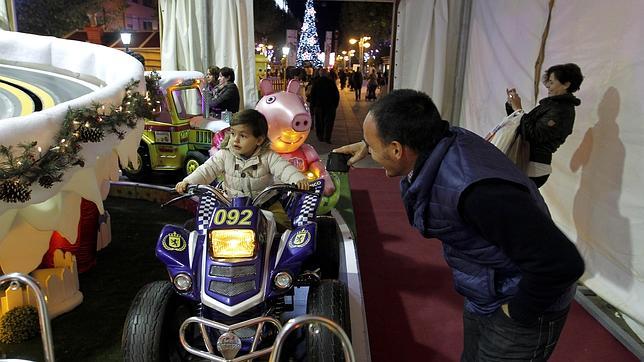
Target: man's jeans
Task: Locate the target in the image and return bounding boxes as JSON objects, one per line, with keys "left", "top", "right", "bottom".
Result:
{"left": 461, "top": 306, "right": 570, "bottom": 361}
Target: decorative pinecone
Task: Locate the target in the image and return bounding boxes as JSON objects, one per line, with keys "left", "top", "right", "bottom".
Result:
{"left": 0, "top": 305, "right": 40, "bottom": 343}
{"left": 38, "top": 175, "right": 55, "bottom": 188}
{"left": 0, "top": 179, "right": 31, "bottom": 203}
{"left": 79, "top": 126, "right": 104, "bottom": 142}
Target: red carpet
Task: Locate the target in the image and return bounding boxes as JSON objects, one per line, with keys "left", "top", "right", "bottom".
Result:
{"left": 349, "top": 168, "right": 636, "bottom": 362}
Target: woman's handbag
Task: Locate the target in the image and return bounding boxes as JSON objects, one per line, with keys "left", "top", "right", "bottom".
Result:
{"left": 505, "top": 131, "right": 530, "bottom": 172}
{"left": 486, "top": 110, "right": 530, "bottom": 172}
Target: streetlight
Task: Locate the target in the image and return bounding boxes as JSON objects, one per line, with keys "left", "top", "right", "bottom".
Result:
{"left": 120, "top": 32, "right": 132, "bottom": 52}
{"left": 349, "top": 36, "right": 371, "bottom": 74}
{"left": 347, "top": 49, "right": 356, "bottom": 70}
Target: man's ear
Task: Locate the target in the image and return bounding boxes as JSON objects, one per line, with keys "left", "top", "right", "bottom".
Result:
{"left": 563, "top": 81, "right": 571, "bottom": 91}
{"left": 257, "top": 135, "right": 266, "bottom": 145}
{"left": 390, "top": 141, "right": 404, "bottom": 160}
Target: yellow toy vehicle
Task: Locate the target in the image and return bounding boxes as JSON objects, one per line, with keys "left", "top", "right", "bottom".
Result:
{"left": 123, "top": 71, "right": 228, "bottom": 180}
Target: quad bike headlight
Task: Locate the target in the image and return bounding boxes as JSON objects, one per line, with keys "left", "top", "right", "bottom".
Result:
{"left": 173, "top": 273, "right": 192, "bottom": 292}
{"left": 209, "top": 229, "right": 256, "bottom": 258}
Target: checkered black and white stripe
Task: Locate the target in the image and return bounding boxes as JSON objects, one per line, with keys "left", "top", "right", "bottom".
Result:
{"left": 197, "top": 195, "right": 218, "bottom": 233}
{"left": 293, "top": 193, "right": 318, "bottom": 227}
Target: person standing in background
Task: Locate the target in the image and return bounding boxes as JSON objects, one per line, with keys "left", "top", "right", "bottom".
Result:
{"left": 366, "top": 68, "right": 378, "bottom": 101}
{"left": 309, "top": 69, "right": 340, "bottom": 143}
{"left": 506, "top": 63, "right": 584, "bottom": 187}
{"left": 338, "top": 68, "right": 347, "bottom": 90}
{"left": 206, "top": 66, "right": 220, "bottom": 93}
{"left": 205, "top": 66, "right": 220, "bottom": 117}
{"left": 351, "top": 69, "right": 363, "bottom": 101}
{"left": 211, "top": 66, "right": 240, "bottom": 115}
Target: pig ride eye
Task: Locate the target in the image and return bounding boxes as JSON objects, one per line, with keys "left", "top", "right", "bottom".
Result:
{"left": 266, "top": 96, "right": 276, "bottom": 104}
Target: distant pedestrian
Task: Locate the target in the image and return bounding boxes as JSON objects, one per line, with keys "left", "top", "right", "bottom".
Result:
{"left": 366, "top": 69, "right": 378, "bottom": 101}
{"left": 339, "top": 68, "right": 347, "bottom": 90}
{"left": 309, "top": 69, "right": 340, "bottom": 143}
{"left": 352, "top": 70, "right": 363, "bottom": 101}
{"left": 377, "top": 71, "right": 385, "bottom": 89}
{"left": 330, "top": 68, "right": 338, "bottom": 82}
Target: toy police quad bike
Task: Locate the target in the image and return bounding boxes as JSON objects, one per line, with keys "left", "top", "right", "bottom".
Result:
{"left": 121, "top": 179, "right": 350, "bottom": 361}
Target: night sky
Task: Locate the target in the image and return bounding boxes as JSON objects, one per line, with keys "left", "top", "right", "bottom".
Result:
{"left": 288, "top": 0, "right": 342, "bottom": 33}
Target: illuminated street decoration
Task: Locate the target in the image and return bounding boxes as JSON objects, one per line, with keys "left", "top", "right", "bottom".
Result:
{"left": 295, "top": 0, "right": 322, "bottom": 67}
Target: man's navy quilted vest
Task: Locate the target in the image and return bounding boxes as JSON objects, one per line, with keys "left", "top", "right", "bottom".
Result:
{"left": 401, "top": 127, "right": 548, "bottom": 315}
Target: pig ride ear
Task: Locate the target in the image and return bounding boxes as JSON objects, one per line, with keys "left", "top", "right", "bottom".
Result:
{"left": 259, "top": 79, "right": 275, "bottom": 96}
{"left": 286, "top": 79, "right": 301, "bottom": 94}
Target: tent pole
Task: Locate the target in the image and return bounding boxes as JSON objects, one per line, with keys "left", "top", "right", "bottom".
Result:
{"left": 449, "top": 0, "right": 472, "bottom": 127}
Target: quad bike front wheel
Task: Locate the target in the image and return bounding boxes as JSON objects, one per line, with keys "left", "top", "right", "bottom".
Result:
{"left": 122, "top": 281, "right": 195, "bottom": 362}
{"left": 313, "top": 216, "right": 342, "bottom": 279}
{"left": 306, "top": 279, "right": 351, "bottom": 362}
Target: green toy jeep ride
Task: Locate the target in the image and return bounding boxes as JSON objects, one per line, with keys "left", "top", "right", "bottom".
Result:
{"left": 123, "top": 71, "right": 228, "bottom": 180}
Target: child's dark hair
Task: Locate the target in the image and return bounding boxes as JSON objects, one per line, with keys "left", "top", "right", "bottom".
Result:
{"left": 231, "top": 109, "right": 268, "bottom": 138}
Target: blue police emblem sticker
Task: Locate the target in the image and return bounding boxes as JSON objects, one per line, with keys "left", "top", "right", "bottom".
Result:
{"left": 162, "top": 231, "right": 187, "bottom": 251}
{"left": 289, "top": 229, "right": 311, "bottom": 248}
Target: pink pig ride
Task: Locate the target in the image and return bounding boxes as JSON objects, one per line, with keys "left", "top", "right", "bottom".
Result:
{"left": 255, "top": 79, "right": 340, "bottom": 212}
{"left": 256, "top": 79, "right": 336, "bottom": 193}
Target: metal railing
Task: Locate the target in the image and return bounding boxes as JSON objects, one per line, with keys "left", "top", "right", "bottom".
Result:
{"left": 0, "top": 273, "right": 55, "bottom": 362}
{"left": 270, "top": 314, "right": 355, "bottom": 362}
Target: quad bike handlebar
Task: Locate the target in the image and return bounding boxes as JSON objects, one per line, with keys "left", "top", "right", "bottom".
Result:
{"left": 163, "top": 183, "right": 317, "bottom": 210}
{"left": 162, "top": 184, "right": 231, "bottom": 208}
{"left": 251, "top": 183, "right": 317, "bottom": 208}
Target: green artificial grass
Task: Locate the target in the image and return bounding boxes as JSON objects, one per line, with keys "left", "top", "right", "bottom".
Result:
{"left": 332, "top": 172, "right": 358, "bottom": 238}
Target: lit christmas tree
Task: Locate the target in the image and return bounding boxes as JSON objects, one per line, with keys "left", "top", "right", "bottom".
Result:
{"left": 296, "top": 0, "right": 323, "bottom": 67}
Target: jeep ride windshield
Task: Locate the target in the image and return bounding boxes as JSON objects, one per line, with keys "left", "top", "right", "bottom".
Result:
{"left": 172, "top": 87, "right": 204, "bottom": 120}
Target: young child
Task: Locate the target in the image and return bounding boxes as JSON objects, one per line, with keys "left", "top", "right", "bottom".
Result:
{"left": 175, "top": 109, "right": 309, "bottom": 229}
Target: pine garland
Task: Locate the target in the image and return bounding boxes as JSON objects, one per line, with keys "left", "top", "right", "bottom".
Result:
{"left": 0, "top": 71, "right": 163, "bottom": 204}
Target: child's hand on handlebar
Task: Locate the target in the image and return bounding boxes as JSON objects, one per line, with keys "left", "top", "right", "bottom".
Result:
{"left": 295, "top": 179, "right": 310, "bottom": 191}
{"left": 175, "top": 181, "right": 189, "bottom": 194}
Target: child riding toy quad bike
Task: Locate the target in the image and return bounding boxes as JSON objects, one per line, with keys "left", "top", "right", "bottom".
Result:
{"left": 121, "top": 179, "right": 350, "bottom": 361}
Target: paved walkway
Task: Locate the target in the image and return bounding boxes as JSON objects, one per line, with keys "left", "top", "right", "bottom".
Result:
{"left": 305, "top": 82, "right": 385, "bottom": 169}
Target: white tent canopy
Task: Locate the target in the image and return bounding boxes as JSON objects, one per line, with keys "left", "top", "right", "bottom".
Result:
{"left": 0, "top": 0, "right": 15, "bottom": 31}
{"left": 159, "top": 0, "right": 257, "bottom": 110}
